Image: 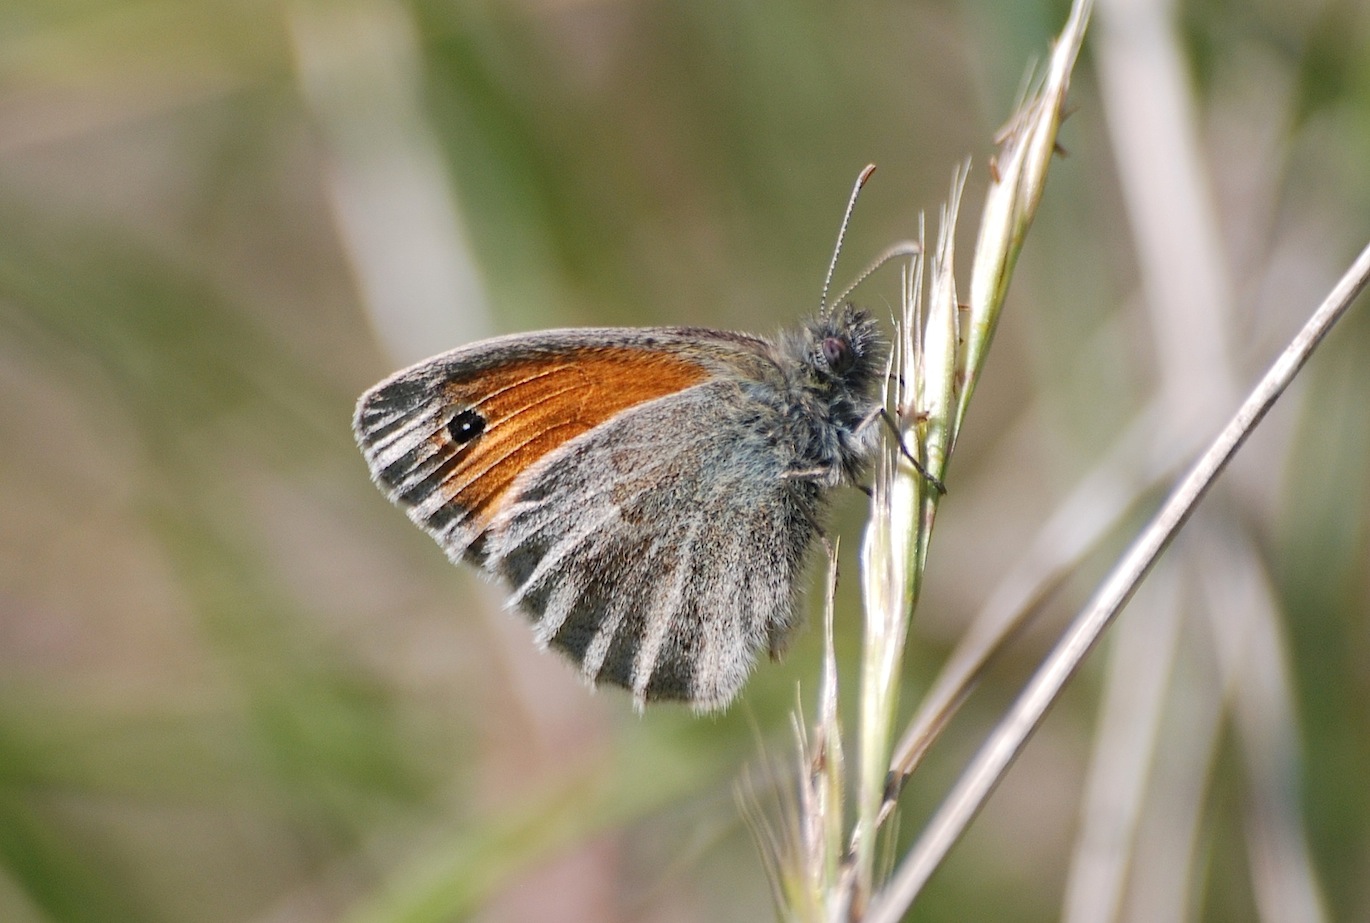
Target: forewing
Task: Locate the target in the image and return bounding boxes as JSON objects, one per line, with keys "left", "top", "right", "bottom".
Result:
{"left": 353, "top": 329, "right": 760, "bottom": 561}
{"left": 482, "top": 380, "right": 821, "bottom": 712}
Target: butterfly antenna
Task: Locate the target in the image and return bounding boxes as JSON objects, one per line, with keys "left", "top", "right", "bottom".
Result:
{"left": 820, "top": 163, "right": 877, "bottom": 316}
{"left": 832, "top": 240, "right": 922, "bottom": 305}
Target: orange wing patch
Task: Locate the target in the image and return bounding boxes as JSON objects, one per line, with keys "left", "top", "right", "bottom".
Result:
{"left": 358, "top": 346, "right": 711, "bottom": 550}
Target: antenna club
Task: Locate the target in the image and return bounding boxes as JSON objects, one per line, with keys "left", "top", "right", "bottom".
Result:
{"left": 820, "top": 163, "right": 880, "bottom": 315}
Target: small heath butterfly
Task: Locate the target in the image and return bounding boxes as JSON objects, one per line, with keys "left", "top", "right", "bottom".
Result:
{"left": 355, "top": 172, "right": 900, "bottom": 712}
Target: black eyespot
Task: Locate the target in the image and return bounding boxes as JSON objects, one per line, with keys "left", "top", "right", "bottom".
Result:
{"left": 822, "top": 336, "right": 855, "bottom": 374}
{"left": 448, "top": 408, "right": 486, "bottom": 444}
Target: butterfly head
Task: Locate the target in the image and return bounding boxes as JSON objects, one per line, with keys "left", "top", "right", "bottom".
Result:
{"left": 772, "top": 303, "right": 886, "bottom": 484}
{"left": 801, "top": 303, "right": 885, "bottom": 403}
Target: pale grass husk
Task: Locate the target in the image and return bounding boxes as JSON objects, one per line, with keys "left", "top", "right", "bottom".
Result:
{"left": 759, "top": 1, "right": 1095, "bottom": 918}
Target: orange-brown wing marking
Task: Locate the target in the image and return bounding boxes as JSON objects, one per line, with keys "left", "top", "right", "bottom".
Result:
{"left": 430, "top": 348, "right": 710, "bottom": 532}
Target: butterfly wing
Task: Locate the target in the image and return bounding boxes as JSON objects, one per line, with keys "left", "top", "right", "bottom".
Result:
{"left": 355, "top": 328, "right": 745, "bottom": 560}
{"left": 354, "top": 328, "right": 820, "bottom": 711}
{"left": 484, "top": 377, "right": 820, "bottom": 711}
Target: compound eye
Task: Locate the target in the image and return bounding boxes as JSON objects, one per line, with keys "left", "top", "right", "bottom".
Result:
{"left": 822, "top": 336, "right": 855, "bottom": 374}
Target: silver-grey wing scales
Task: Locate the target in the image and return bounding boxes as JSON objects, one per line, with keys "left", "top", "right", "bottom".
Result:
{"left": 354, "top": 328, "right": 825, "bottom": 712}
{"left": 484, "top": 378, "right": 820, "bottom": 712}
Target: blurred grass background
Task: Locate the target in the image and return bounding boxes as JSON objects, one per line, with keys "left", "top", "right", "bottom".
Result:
{"left": 1, "top": 0, "right": 1368, "bottom": 921}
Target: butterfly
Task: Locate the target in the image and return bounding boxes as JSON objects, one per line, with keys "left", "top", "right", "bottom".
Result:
{"left": 353, "top": 168, "right": 917, "bottom": 712}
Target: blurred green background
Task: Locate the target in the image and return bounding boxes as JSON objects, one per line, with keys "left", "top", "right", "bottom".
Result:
{"left": 1, "top": 0, "right": 1368, "bottom": 921}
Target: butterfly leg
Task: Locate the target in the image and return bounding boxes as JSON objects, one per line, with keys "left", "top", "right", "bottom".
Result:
{"left": 860, "top": 407, "right": 947, "bottom": 495}
{"left": 781, "top": 467, "right": 831, "bottom": 482}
